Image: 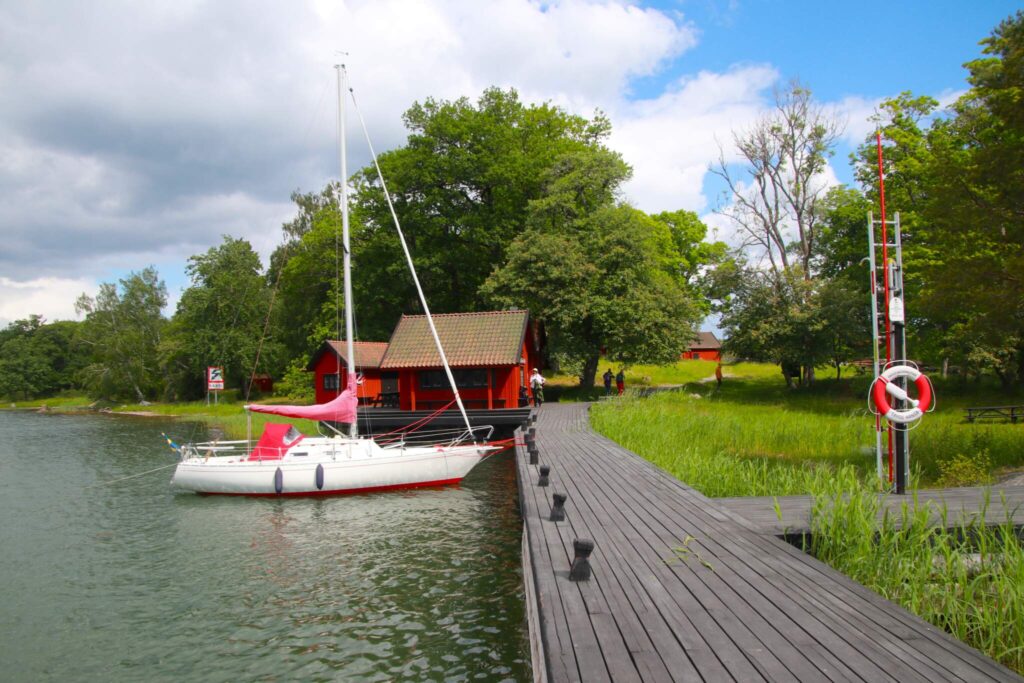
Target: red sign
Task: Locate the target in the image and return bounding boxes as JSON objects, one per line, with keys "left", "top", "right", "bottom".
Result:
{"left": 207, "top": 366, "right": 225, "bottom": 391}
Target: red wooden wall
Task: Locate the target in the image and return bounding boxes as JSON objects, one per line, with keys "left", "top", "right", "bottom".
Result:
{"left": 311, "top": 353, "right": 382, "bottom": 405}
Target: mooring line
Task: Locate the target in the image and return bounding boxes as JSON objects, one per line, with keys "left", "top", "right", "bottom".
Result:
{"left": 89, "top": 462, "right": 179, "bottom": 488}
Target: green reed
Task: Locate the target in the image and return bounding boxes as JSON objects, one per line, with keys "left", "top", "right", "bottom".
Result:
{"left": 808, "top": 469, "right": 1024, "bottom": 674}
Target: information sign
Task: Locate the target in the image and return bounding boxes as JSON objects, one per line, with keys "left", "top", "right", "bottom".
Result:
{"left": 207, "top": 366, "right": 225, "bottom": 391}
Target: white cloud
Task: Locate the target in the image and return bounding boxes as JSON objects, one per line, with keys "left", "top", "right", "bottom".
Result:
{"left": 0, "top": 277, "right": 96, "bottom": 328}
{"left": 0, "top": 0, "right": 966, "bottom": 329}
{"left": 610, "top": 64, "right": 779, "bottom": 213}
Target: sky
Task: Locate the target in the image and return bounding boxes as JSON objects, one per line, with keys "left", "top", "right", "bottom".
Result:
{"left": 0, "top": 0, "right": 1019, "bottom": 328}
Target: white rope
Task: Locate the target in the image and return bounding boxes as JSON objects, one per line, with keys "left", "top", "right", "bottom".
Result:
{"left": 347, "top": 85, "right": 475, "bottom": 440}
{"left": 89, "top": 462, "right": 179, "bottom": 488}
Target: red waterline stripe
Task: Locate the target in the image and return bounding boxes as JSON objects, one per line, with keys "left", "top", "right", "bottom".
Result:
{"left": 197, "top": 477, "right": 463, "bottom": 498}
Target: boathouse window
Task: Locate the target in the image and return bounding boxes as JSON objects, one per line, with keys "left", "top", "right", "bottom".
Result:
{"left": 418, "top": 369, "right": 489, "bottom": 390}
{"left": 323, "top": 374, "right": 340, "bottom": 391}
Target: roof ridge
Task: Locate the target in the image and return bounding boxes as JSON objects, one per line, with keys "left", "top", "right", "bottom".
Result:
{"left": 398, "top": 309, "right": 527, "bottom": 320}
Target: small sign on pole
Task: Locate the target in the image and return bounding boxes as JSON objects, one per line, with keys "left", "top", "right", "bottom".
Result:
{"left": 207, "top": 366, "right": 225, "bottom": 391}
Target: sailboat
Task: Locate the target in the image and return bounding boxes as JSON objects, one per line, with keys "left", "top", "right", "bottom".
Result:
{"left": 170, "top": 66, "right": 501, "bottom": 496}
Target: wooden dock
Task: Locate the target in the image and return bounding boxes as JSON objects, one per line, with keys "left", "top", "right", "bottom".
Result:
{"left": 517, "top": 403, "right": 1020, "bottom": 682}
{"left": 717, "top": 485, "right": 1024, "bottom": 536}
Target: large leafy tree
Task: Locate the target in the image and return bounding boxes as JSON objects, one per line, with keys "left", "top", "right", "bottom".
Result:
{"left": 274, "top": 88, "right": 617, "bottom": 354}
{"left": 347, "top": 88, "right": 612, "bottom": 335}
{"left": 75, "top": 268, "right": 167, "bottom": 401}
{"left": 165, "top": 237, "right": 280, "bottom": 400}
{"left": 483, "top": 147, "right": 712, "bottom": 386}
{"left": 852, "top": 12, "right": 1024, "bottom": 385}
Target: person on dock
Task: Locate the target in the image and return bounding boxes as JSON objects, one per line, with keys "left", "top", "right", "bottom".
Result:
{"left": 603, "top": 368, "right": 614, "bottom": 396}
{"left": 530, "top": 368, "right": 546, "bottom": 407}
{"left": 615, "top": 369, "right": 625, "bottom": 395}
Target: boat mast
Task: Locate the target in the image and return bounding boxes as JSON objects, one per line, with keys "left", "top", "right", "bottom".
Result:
{"left": 337, "top": 64, "right": 357, "bottom": 438}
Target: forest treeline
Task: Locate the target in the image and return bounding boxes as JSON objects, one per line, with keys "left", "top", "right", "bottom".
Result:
{"left": 2, "top": 12, "right": 1021, "bottom": 401}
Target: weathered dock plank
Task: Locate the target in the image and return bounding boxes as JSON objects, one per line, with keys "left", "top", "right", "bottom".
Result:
{"left": 518, "top": 402, "right": 1021, "bottom": 682}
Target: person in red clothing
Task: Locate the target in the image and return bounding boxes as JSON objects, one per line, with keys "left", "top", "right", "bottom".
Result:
{"left": 615, "top": 369, "right": 625, "bottom": 395}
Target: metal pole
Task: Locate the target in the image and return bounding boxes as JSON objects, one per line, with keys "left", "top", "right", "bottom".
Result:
{"left": 337, "top": 64, "right": 357, "bottom": 438}
{"left": 892, "top": 213, "right": 910, "bottom": 493}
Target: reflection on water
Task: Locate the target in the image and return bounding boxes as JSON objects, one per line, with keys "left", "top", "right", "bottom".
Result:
{"left": 0, "top": 411, "right": 529, "bottom": 681}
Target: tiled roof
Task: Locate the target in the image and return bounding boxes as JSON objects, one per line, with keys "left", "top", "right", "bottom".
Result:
{"left": 307, "top": 341, "right": 389, "bottom": 371}
{"left": 688, "top": 331, "right": 721, "bottom": 350}
{"left": 380, "top": 310, "right": 529, "bottom": 369}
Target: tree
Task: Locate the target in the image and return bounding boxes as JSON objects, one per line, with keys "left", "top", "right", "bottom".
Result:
{"left": 75, "top": 268, "right": 167, "bottom": 401}
{"left": 849, "top": 12, "right": 1024, "bottom": 386}
{"left": 484, "top": 147, "right": 711, "bottom": 387}
{"left": 711, "top": 81, "right": 844, "bottom": 384}
{"left": 165, "top": 237, "right": 280, "bottom": 400}
{"left": 0, "top": 316, "right": 78, "bottom": 400}
{"left": 713, "top": 80, "right": 843, "bottom": 280}
{"left": 345, "top": 88, "right": 613, "bottom": 334}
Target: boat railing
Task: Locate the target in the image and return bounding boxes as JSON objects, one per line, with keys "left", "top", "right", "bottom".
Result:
{"left": 376, "top": 423, "right": 495, "bottom": 448}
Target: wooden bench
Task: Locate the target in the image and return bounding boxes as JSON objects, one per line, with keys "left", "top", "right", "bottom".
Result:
{"left": 964, "top": 405, "right": 1023, "bottom": 423}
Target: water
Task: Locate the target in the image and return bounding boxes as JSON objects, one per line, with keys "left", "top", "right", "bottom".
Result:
{"left": 0, "top": 411, "right": 529, "bottom": 682}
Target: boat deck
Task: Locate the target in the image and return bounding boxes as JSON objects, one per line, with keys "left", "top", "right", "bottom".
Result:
{"left": 517, "top": 402, "right": 1019, "bottom": 682}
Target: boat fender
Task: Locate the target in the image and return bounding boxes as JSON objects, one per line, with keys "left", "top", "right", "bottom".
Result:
{"left": 315, "top": 463, "right": 325, "bottom": 490}
{"left": 274, "top": 467, "right": 283, "bottom": 495}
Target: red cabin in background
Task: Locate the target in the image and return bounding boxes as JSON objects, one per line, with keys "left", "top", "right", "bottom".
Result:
{"left": 683, "top": 331, "right": 722, "bottom": 361}
{"left": 307, "top": 341, "right": 389, "bottom": 405}
{"left": 381, "top": 310, "right": 537, "bottom": 411}
{"left": 310, "top": 310, "right": 539, "bottom": 411}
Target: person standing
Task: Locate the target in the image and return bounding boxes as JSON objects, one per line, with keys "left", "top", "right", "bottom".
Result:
{"left": 602, "top": 368, "right": 614, "bottom": 396}
{"left": 529, "top": 368, "right": 546, "bottom": 407}
{"left": 715, "top": 361, "right": 723, "bottom": 387}
{"left": 615, "top": 369, "right": 625, "bottom": 395}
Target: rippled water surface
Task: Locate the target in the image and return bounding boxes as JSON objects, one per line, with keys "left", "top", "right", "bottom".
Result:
{"left": 0, "top": 411, "right": 529, "bottom": 681}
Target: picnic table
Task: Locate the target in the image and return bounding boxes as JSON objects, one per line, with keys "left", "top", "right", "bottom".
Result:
{"left": 964, "top": 405, "right": 1023, "bottom": 423}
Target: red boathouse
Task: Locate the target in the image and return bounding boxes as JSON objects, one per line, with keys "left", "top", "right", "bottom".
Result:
{"left": 683, "top": 331, "right": 722, "bottom": 361}
{"left": 311, "top": 310, "right": 539, "bottom": 411}
{"left": 380, "top": 310, "right": 537, "bottom": 411}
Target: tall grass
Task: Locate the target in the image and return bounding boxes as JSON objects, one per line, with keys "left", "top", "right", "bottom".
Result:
{"left": 591, "top": 373, "right": 1024, "bottom": 493}
{"left": 808, "top": 469, "right": 1024, "bottom": 674}
{"left": 591, "top": 389, "right": 874, "bottom": 497}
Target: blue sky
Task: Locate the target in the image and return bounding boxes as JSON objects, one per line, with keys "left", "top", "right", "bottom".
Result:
{"left": 0, "top": 1, "right": 1019, "bottom": 327}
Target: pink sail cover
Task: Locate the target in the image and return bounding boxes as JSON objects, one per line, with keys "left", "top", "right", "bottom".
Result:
{"left": 248, "top": 422, "right": 303, "bottom": 461}
{"left": 246, "top": 373, "right": 359, "bottom": 423}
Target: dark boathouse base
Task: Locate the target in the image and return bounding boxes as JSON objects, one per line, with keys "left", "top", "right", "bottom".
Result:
{"left": 324, "top": 406, "right": 533, "bottom": 437}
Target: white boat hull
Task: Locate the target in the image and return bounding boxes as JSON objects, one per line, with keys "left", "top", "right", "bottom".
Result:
{"left": 171, "top": 437, "right": 498, "bottom": 496}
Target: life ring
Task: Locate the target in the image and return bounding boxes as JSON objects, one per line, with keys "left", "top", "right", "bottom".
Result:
{"left": 872, "top": 365, "right": 932, "bottom": 424}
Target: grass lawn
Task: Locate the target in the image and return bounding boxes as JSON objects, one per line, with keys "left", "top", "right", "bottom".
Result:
{"left": 591, "top": 362, "right": 1024, "bottom": 497}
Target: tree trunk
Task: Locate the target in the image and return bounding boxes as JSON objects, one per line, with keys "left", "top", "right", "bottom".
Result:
{"left": 804, "top": 365, "right": 815, "bottom": 386}
{"left": 132, "top": 381, "right": 146, "bottom": 404}
{"left": 942, "top": 357, "right": 949, "bottom": 379}
{"left": 835, "top": 361, "right": 841, "bottom": 381}
{"left": 580, "top": 353, "right": 600, "bottom": 388}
